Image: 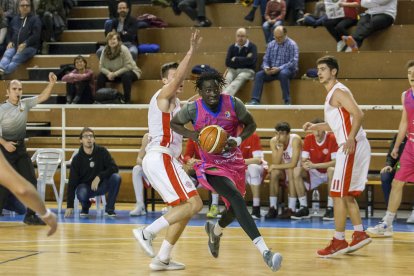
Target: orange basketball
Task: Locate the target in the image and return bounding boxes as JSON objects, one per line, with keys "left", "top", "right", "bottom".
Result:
{"left": 198, "top": 125, "right": 228, "bottom": 154}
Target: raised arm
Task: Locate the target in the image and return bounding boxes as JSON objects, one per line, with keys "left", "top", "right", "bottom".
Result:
{"left": 37, "top": 73, "right": 57, "bottom": 103}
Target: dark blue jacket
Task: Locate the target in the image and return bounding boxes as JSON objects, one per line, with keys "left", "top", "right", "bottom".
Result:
{"left": 7, "top": 13, "right": 42, "bottom": 49}
{"left": 225, "top": 41, "right": 257, "bottom": 71}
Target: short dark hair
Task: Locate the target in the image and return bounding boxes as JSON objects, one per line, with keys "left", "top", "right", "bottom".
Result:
{"left": 117, "top": 0, "right": 129, "bottom": 7}
{"left": 160, "top": 62, "right": 179, "bottom": 79}
{"left": 195, "top": 71, "right": 226, "bottom": 91}
{"left": 275, "top": 121, "right": 291, "bottom": 133}
{"left": 80, "top": 127, "right": 94, "bottom": 139}
{"left": 317, "top": 55, "right": 339, "bottom": 77}
{"left": 407, "top": 60, "right": 414, "bottom": 69}
{"left": 311, "top": 118, "right": 324, "bottom": 124}
{"left": 73, "top": 55, "right": 87, "bottom": 67}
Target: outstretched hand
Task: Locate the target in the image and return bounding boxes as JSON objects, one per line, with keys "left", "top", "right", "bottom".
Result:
{"left": 190, "top": 29, "right": 202, "bottom": 52}
{"left": 49, "top": 72, "right": 57, "bottom": 84}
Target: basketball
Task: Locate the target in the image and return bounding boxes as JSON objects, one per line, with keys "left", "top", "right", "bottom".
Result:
{"left": 198, "top": 125, "right": 228, "bottom": 154}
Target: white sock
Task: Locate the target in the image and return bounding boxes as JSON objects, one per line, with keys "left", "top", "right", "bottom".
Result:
{"left": 213, "top": 222, "right": 223, "bottom": 236}
{"left": 211, "top": 193, "right": 219, "bottom": 206}
{"left": 384, "top": 211, "right": 396, "bottom": 225}
{"left": 157, "top": 240, "right": 174, "bottom": 262}
{"left": 269, "top": 197, "right": 277, "bottom": 208}
{"left": 299, "top": 196, "right": 307, "bottom": 207}
{"left": 334, "top": 231, "right": 345, "bottom": 240}
{"left": 288, "top": 197, "right": 297, "bottom": 211}
{"left": 253, "top": 197, "right": 260, "bottom": 207}
{"left": 327, "top": 196, "right": 334, "bottom": 208}
{"left": 253, "top": 236, "right": 269, "bottom": 255}
{"left": 145, "top": 216, "right": 169, "bottom": 235}
{"left": 132, "top": 165, "right": 144, "bottom": 205}
{"left": 353, "top": 224, "right": 364, "bottom": 232}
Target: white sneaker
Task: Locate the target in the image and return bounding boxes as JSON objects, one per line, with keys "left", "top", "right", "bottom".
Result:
{"left": 407, "top": 210, "right": 414, "bottom": 224}
{"left": 133, "top": 227, "right": 156, "bottom": 257}
{"left": 150, "top": 257, "right": 185, "bottom": 271}
{"left": 130, "top": 203, "right": 146, "bottom": 216}
{"left": 345, "top": 46, "right": 352, "bottom": 52}
{"left": 336, "top": 40, "right": 346, "bottom": 52}
{"left": 366, "top": 222, "right": 393, "bottom": 237}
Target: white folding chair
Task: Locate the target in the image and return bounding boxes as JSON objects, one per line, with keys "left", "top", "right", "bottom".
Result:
{"left": 31, "top": 148, "right": 65, "bottom": 207}
{"left": 58, "top": 150, "right": 106, "bottom": 215}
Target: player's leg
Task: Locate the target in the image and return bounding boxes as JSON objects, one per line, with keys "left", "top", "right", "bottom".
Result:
{"left": 280, "top": 169, "right": 296, "bottom": 219}
{"left": 344, "top": 195, "right": 371, "bottom": 253}
{"left": 291, "top": 167, "right": 310, "bottom": 219}
{"left": 265, "top": 169, "right": 281, "bottom": 219}
{"left": 130, "top": 165, "right": 146, "bottom": 216}
{"left": 246, "top": 164, "right": 264, "bottom": 219}
{"left": 323, "top": 167, "right": 335, "bottom": 220}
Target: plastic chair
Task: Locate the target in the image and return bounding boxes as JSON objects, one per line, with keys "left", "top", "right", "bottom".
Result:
{"left": 58, "top": 150, "right": 106, "bottom": 215}
{"left": 31, "top": 148, "right": 65, "bottom": 206}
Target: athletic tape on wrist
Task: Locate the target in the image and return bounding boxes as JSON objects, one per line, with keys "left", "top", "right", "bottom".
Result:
{"left": 40, "top": 208, "right": 52, "bottom": 219}
{"left": 229, "top": 136, "right": 242, "bottom": 147}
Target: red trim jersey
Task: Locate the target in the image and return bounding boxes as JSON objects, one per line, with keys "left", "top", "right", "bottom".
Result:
{"left": 240, "top": 132, "right": 263, "bottom": 159}
{"left": 302, "top": 132, "right": 338, "bottom": 173}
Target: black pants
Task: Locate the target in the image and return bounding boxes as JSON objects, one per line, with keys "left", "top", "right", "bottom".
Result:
{"left": 353, "top": 13, "right": 394, "bottom": 47}
{"left": 324, "top": 17, "right": 358, "bottom": 42}
{"left": 0, "top": 143, "right": 37, "bottom": 216}
{"left": 206, "top": 174, "right": 261, "bottom": 241}
{"left": 97, "top": 71, "right": 138, "bottom": 102}
{"left": 178, "top": 0, "right": 206, "bottom": 20}
{"left": 66, "top": 81, "right": 94, "bottom": 104}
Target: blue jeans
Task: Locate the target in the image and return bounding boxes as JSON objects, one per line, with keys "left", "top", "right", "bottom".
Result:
{"left": 304, "top": 14, "right": 327, "bottom": 27}
{"left": 262, "top": 20, "right": 283, "bottom": 43}
{"left": 251, "top": 68, "right": 296, "bottom": 103}
{"left": 253, "top": 0, "right": 267, "bottom": 18}
{"left": 0, "top": 47, "right": 38, "bottom": 74}
{"left": 3, "top": 193, "right": 26, "bottom": 214}
{"left": 76, "top": 173, "right": 121, "bottom": 212}
{"left": 380, "top": 170, "right": 395, "bottom": 207}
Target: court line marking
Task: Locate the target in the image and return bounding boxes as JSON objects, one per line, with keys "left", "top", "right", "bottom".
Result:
{"left": 0, "top": 252, "right": 40, "bottom": 265}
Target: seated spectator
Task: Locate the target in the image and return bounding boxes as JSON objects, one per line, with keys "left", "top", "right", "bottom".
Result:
{"left": 223, "top": 28, "right": 257, "bottom": 96}
{"left": 37, "top": 0, "right": 66, "bottom": 42}
{"left": 285, "top": 0, "right": 304, "bottom": 25}
{"left": 130, "top": 133, "right": 149, "bottom": 216}
{"left": 61, "top": 55, "right": 94, "bottom": 104}
{"left": 64, "top": 127, "right": 121, "bottom": 217}
{"left": 342, "top": 0, "right": 397, "bottom": 52}
{"left": 97, "top": 0, "right": 138, "bottom": 60}
{"left": 97, "top": 31, "right": 142, "bottom": 104}
{"left": 379, "top": 134, "right": 413, "bottom": 222}
{"left": 246, "top": 26, "right": 298, "bottom": 105}
{"left": 0, "top": 0, "right": 41, "bottom": 77}
{"left": 177, "top": 0, "right": 212, "bottom": 27}
{"left": 0, "top": 7, "right": 7, "bottom": 56}
{"left": 296, "top": 118, "right": 338, "bottom": 220}
{"left": 267, "top": 122, "right": 305, "bottom": 220}
{"left": 107, "top": 0, "right": 131, "bottom": 18}
{"left": 296, "top": 0, "right": 327, "bottom": 28}
{"left": 262, "top": 0, "right": 286, "bottom": 44}
{"left": 244, "top": 0, "right": 267, "bottom": 22}
{"left": 323, "top": 0, "right": 360, "bottom": 52}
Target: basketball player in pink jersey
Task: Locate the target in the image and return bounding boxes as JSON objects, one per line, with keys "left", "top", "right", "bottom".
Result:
{"left": 132, "top": 31, "right": 204, "bottom": 271}
{"left": 303, "top": 56, "right": 372, "bottom": 257}
{"left": 0, "top": 152, "right": 57, "bottom": 236}
{"left": 367, "top": 60, "right": 414, "bottom": 237}
{"left": 171, "top": 71, "right": 282, "bottom": 272}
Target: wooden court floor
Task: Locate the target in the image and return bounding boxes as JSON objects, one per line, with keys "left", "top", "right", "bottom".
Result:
{"left": 1, "top": 223, "right": 413, "bottom": 275}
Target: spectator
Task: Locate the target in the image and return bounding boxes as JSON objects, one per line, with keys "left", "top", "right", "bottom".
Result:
{"left": 0, "top": 0, "right": 18, "bottom": 20}
{"left": 262, "top": 0, "right": 286, "bottom": 44}
{"left": 240, "top": 130, "right": 267, "bottom": 220}
{"left": 246, "top": 26, "right": 298, "bottom": 105}
{"left": 0, "top": 0, "right": 41, "bottom": 77}
{"left": 97, "top": 31, "right": 141, "bottom": 104}
{"left": 177, "top": 0, "right": 212, "bottom": 27}
{"left": 223, "top": 28, "right": 257, "bottom": 96}
{"left": 107, "top": 0, "right": 131, "bottom": 18}
{"left": 98, "top": 0, "right": 138, "bottom": 60}
{"left": 0, "top": 7, "right": 7, "bottom": 56}
{"left": 64, "top": 127, "right": 121, "bottom": 217}
{"left": 61, "top": 55, "right": 94, "bottom": 104}
{"left": 0, "top": 73, "right": 57, "bottom": 225}
{"left": 296, "top": 118, "right": 338, "bottom": 220}
{"left": 244, "top": 0, "right": 267, "bottom": 22}
{"left": 296, "top": 0, "right": 327, "bottom": 27}
{"left": 130, "top": 133, "right": 149, "bottom": 217}
{"left": 37, "top": 0, "right": 66, "bottom": 42}
{"left": 266, "top": 122, "right": 304, "bottom": 220}
{"left": 324, "top": 0, "right": 360, "bottom": 52}
{"left": 379, "top": 134, "right": 408, "bottom": 212}
{"left": 342, "top": 0, "right": 397, "bottom": 52}
{"left": 285, "top": 0, "right": 304, "bottom": 25}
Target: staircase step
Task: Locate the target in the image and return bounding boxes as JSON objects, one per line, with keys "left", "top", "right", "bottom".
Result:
{"left": 67, "top": 18, "right": 106, "bottom": 30}
{"left": 47, "top": 42, "right": 99, "bottom": 55}
{"left": 27, "top": 67, "right": 60, "bottom": 81}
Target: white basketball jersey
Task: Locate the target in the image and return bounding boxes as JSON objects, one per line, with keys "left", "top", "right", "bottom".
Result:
{"left": 324, "top": 82, "right": 366, "bottom": 146}
{"left": 146, "top": 90, "right": 182, "bottom": 158}
{"left": 282, "top": 134, "right": 301, "bottom": 167}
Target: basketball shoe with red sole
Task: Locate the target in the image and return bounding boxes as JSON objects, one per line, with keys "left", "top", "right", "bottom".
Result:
{"left": 347, "top": 231, "right": 372, "bottom": 253}
{"left": 317, "top": 238, "right": 349, "bottom": 258}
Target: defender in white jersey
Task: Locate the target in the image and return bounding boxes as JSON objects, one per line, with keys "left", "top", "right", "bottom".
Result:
{"left": 303, "top": 56, "right": 371, "bottom": 258}
{"left": 133, "top": 31, "right": 203, "bottom": 271}
{"left": 267, "top": 122, "right": 308, "bottom": 220}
